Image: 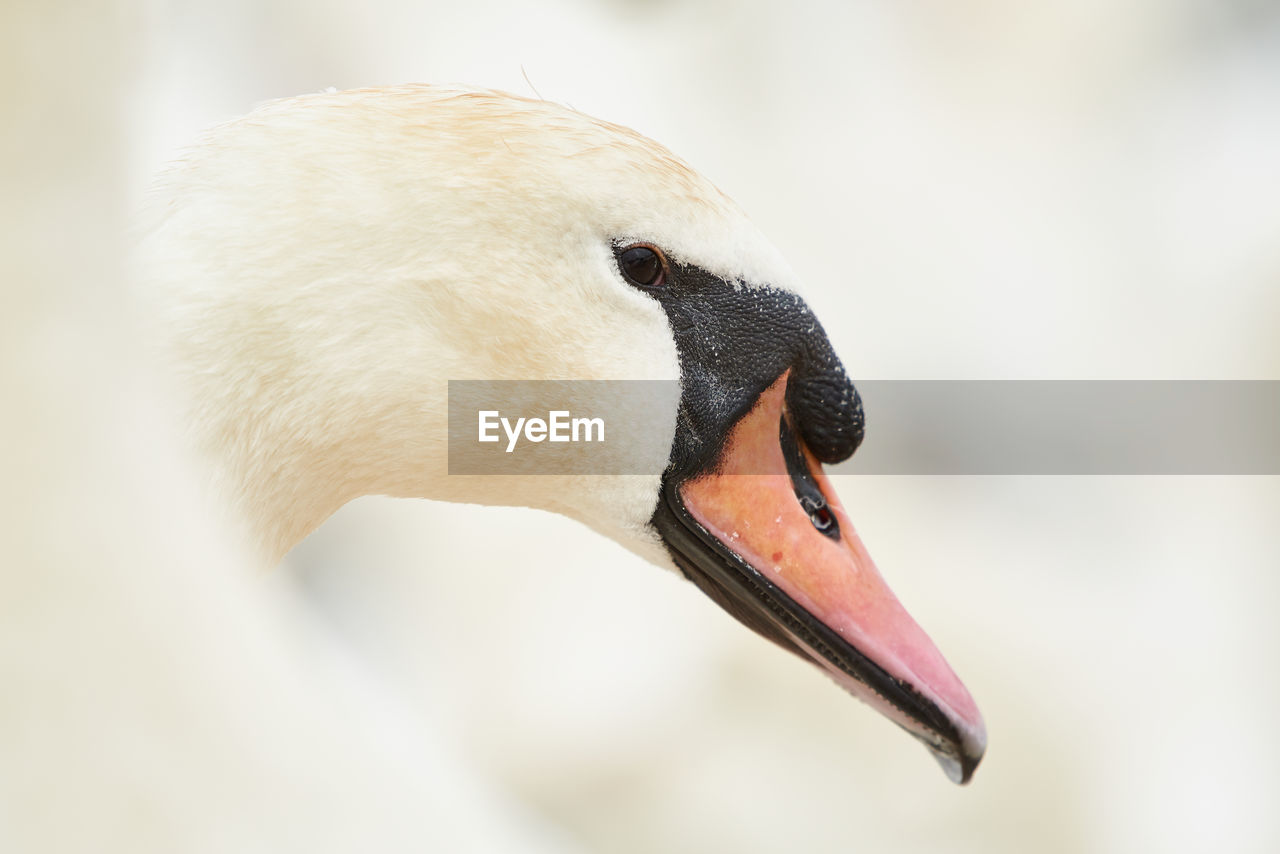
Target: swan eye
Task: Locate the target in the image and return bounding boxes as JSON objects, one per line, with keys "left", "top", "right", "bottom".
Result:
{"left": 617, "top": 244, "right": 667, "bottom": 288}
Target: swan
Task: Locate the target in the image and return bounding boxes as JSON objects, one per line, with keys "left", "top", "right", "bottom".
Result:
{"left": 140, "top": 84, "right": 986, "bottom": 783}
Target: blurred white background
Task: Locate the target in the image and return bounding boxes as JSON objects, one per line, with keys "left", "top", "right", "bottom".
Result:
{"left": 7, "top": 1, "right": 1279, "bottom": 852}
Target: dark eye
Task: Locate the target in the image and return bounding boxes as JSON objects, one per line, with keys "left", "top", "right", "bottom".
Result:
{"left": 618, "top": 244, "right": 667, "bottom": 288}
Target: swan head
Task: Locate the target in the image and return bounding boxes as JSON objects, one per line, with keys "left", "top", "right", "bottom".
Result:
{"left": 142, "top": 85, "right": 985, "bottom": 783}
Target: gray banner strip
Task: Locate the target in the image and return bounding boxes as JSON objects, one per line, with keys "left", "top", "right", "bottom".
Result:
{"left": 448, "top": 380, "right": 1280, "bottom": 475}
{"left": 839, "top": 381, "right": 1280, "bottom": 474}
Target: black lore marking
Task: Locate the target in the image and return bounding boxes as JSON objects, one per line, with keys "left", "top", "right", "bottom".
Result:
{"left": 610, "top": 245, "right": 865, "bottom": 481}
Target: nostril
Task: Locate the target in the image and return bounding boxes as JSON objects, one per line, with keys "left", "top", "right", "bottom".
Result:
{"left": 780, "top": 414, "right": 842, "bottom": 542}
{"left": 802, "top": 498, "right": 835, "bottom": 533}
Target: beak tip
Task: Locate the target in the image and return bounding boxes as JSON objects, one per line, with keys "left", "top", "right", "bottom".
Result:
{"left": 927, "top": 724, "right": 986, "bottom": 785}
{"left": 929, "top": 747, "right": 979, "bottom": 786}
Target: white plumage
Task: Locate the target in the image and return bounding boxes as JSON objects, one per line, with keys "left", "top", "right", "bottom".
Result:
{"left": 139, "top": 85, "right": 797, "bottom": 565}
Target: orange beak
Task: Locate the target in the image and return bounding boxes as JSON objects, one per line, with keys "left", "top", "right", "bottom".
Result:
{"left": 656, "top": 373, "right": 986, "bottom": 782}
